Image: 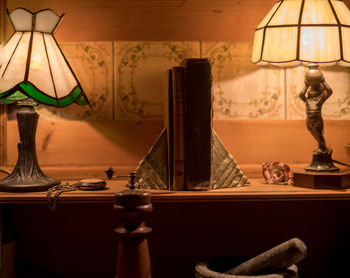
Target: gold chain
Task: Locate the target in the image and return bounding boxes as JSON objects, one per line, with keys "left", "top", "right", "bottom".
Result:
{"left": 46, "top": 182, "right": 79, "bottom": 213}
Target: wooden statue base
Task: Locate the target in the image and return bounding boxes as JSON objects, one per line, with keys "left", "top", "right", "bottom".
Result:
{"left": 292, "top": 170, "right": 350, "bottom": 189}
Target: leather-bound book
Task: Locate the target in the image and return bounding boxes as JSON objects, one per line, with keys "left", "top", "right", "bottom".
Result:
{"left": 172, "top": 67, "right": 185, "bottom": 191}
{"left": 184, "top": 59, "right": 212, "bottom": 190}
{"left": 166, "top": 69, "right": 174, "bottom": 189}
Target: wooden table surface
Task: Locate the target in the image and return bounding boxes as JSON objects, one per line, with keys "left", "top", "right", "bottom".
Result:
{"left": 1, "top": 178, "right": 350, "bottom": 204}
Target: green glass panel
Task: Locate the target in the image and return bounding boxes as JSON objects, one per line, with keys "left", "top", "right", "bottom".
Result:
{"left": 7, "top": 90, "right": 27, "bottom": 101}
{"left": 19, "top": 83, "right": 58, "bottom": 106}
{"left": 58, "top": 86, "right": 82, "bottom": 107}
{"left": 75, "top": 94, "right": 88, "bottom": 106}
{"left": 0, "top": 89, "right": 27, "bottom": 103}
{"left": 0, "top": 99, "right": 14, "bottom": 104}
{"left": 0, "top": 82, "right": 88, "bottom": 107}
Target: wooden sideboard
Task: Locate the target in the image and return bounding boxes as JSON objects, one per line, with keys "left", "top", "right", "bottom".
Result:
{"left": 1, "top": 179, "right": 350, "bottom": 277}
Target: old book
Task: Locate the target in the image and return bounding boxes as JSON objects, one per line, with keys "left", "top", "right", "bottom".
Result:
{"left": 165, "top": 69, "right": 174, "bottom": 189}
{"left": 184, "top": 59, "right": 212, "bottom": 190}
{"left": 172, "top": 67, "right": 185, "bottom": 191}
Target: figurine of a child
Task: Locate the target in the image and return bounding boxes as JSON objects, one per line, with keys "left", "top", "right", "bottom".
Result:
{"left": 299, "top": 65, "right": 332, "bottom": 153}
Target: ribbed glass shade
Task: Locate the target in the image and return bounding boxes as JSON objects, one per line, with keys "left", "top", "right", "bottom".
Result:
{"left": 0, "top": 8, "right": 90, "bottom": 106}
{"left": 252, "top": 0, "right": 350, "bottom": 67}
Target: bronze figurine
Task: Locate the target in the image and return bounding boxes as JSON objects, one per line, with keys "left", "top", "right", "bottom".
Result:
{"left": 299, "top": 64, "right": 338, "bottom": 172}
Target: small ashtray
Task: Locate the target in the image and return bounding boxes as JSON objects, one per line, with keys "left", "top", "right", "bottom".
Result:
{"left": 262, "top": 162, "right": 291, "bottom": 185}
{"left": 78, "top": 179, "right": 107, "bottom": 190}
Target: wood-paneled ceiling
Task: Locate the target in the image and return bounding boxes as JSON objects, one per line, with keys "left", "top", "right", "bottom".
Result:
{"left": 5, "top": 0, "right": 350, "bottom": 42}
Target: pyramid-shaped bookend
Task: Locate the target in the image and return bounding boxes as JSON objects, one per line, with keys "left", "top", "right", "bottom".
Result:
{"left": 136, "top": 129, "right": 249, "bottom": 190}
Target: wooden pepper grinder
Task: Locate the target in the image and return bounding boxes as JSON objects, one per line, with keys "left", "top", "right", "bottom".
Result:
{"left": 114, "top": 172, "right": 153, "bottom": 278}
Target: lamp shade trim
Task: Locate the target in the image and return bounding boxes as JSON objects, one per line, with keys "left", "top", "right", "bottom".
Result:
{"left": 252, "top": 0, "right": 350, "bottom": 66}
{"left": 0, "top": 81, "right": 88, "bottom": 107}
{"left": 7, "top": 8, "right": 64, "bottom": 34}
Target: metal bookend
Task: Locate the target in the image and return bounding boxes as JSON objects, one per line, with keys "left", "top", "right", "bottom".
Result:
{"left": 135, "top": 128, "right": 250, "bottom": 190}
{"left": 212, "top": 130, "right": 250, "bottom": 189}
{"left": 136, "top": 129, "right": 169, "bottom": 190}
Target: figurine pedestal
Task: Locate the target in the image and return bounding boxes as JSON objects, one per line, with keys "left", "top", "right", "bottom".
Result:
{"left": 293, "top": 170, "right": 350, "bottom": 189}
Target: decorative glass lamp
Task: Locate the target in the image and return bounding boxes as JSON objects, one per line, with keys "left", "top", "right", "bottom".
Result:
{"left": 0, "top": 8, "right": 90, "bottom": 192}
{"left": 252, "top": 0, "right": 350, "bottom": 172}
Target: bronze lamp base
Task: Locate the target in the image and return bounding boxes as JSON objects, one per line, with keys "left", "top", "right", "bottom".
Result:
{"left": 304, "top": 149, "right": 339, "bottom": 172}
{"left": 0, "top": 103, "right": 60, "bottom": 192}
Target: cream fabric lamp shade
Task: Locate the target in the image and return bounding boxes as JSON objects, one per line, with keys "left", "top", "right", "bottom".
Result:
{"left": 0, "top": 8, "right": 90, "bottom": 107}
{"left": 251, "top": 0, "right": 350, "bottom": 67}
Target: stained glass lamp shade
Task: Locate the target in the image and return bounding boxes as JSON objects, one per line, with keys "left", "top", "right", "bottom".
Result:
{"left": 0, "top": 8, "right": 90, "bottom": 192}
{"left": 252, "top": 0, "right": 350, "bottom": 172}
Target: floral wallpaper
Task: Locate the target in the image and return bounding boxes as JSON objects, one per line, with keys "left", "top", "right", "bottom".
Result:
{"left": 114, "top": 41, "right": 199, "bottom": 120}
{"left": 202, "top": 42, "right": 285, "bottom": 119}
{"left": 34, "top": 40, "right": 350, "bottom": 121}
{"left": 37, "top": 41, "right": 113, "bottom": 120}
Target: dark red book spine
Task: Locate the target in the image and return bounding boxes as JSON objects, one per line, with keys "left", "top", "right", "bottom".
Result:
{"left": 184, "top": 59, "right": 212, "bottom": 190}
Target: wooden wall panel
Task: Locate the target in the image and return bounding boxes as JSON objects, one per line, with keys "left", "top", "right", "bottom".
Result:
{"left": 7, "top": 0, "right": 350, "bottom": 41}
{"left": 6, "top": 119, "right": 164, "bottom": 175}
{"left": 0, "top": 0, "right": 5, "bottom": 42}
{"left": 7, "top": 0, "right": 350, "bottom": 42}
{"left": 3, "top": 0, "right": 350, "bottom": 177}
{"left": 6, "top": 0, "right": 276, "bottom": 42}
{"left": 0, "top": 0, "right": 7, "bottom": 166}
{"left": 213, "top": 120, "right": 350, "bottom": 165}
{"left": 0, "top": 105, "right": 5, "bottom": 167}
{"left": 6, "top": 119, "right": 350, "bottom": 179}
